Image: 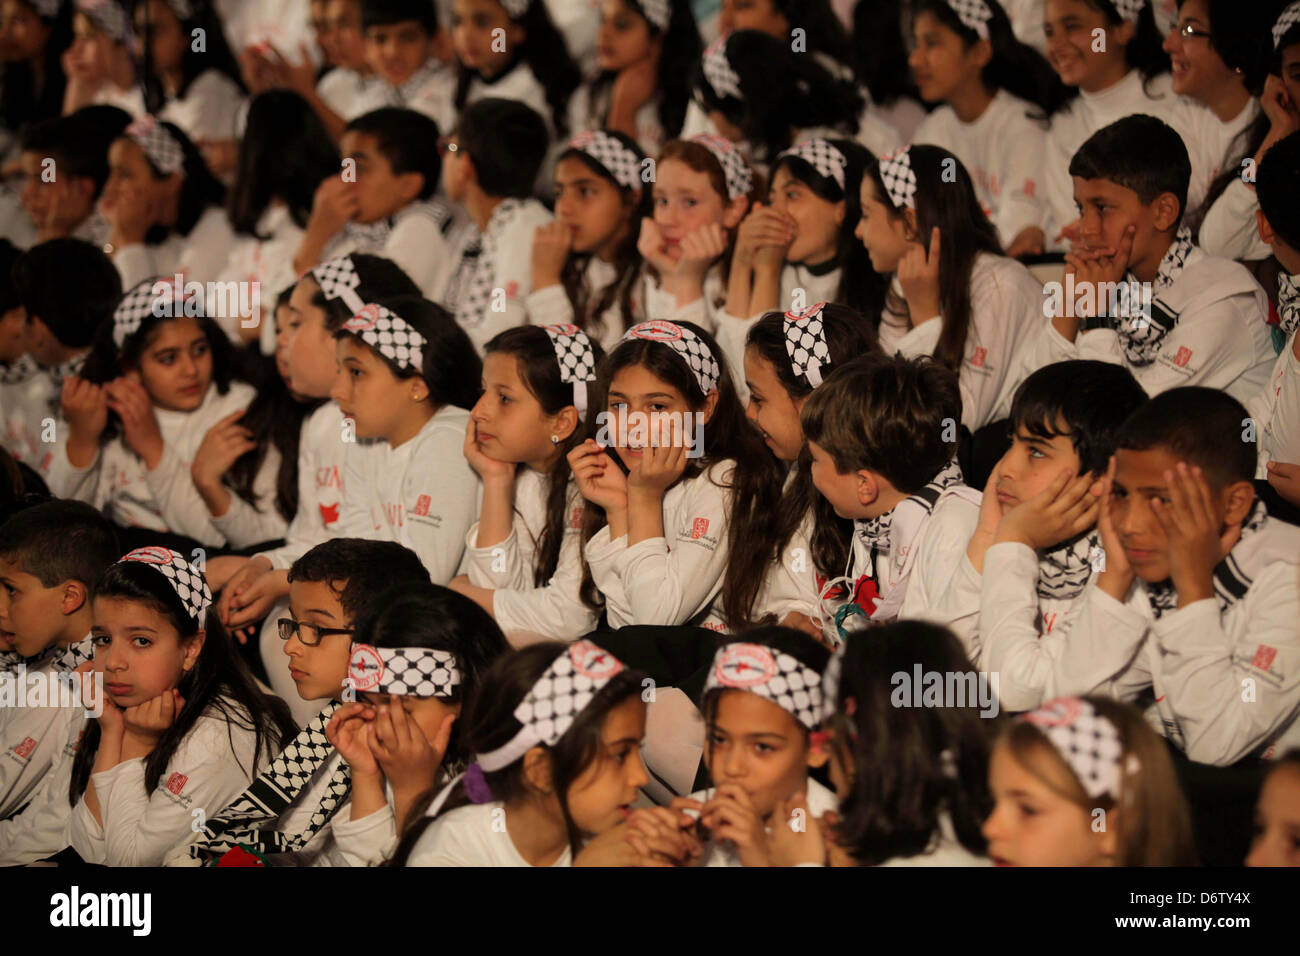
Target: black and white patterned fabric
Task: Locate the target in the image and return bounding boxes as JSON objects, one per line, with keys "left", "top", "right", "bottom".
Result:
{"left": 120, "top": 546, "right": 212, "bottom": 622}
{"left": 704, "top": 642, "right": 824, "bottom": 731}
{"left": 44, "top": 353, "right": 86, "bottom": 390}
{"left": 855, "top": 459, "right": 964, "bottom": 551}
{"left": 945, "top": 0, "right": 992, "bottom": 38}
{"left": 568, "top": 130, "right": 643, "bottom": 191}
{"left": 347, "top": 644, "right": 460, "bottom": 698}
{"left": 783, "top": 303, "right": 831, "bottom": 387}
{"left": 1021, "top": 697, "right": 1123, "bottom": 800}
{"left": 778, "top": 138, "right": 847, "bottom": 190}
{"left": 702, "top": 34, "right": 742, "bottom": 100}
{"left": 636, "top": 0, "right": 671, "bottom": 30}
{"left": 878, "top": 148, "right": 918, "bottom": 210}
{"left": 543, "top": 323, "right": 598, "bottom": 419}
{"left": 622, "top": 320, "right": 721, "bottom": 395}
{"left": 78, "top": 0, "right": 128, "bottom": 41}
{"left": 0, "top": 355, "right": 37, "bottom": 386}
{"left": 1112, "top": 0, "right": 1147, "bottom": 22}
{"left": 1038, "top": 531, "right": 1101, "bottom": 601}
{"left": 1276, "top": 2, "right": 1300, "bottom": 48}
{"left": 446, "top": 199, "right": 527, "bottom": 331}
{"left": 691, "top": 134, "right": 753, "bottom": 200}
{"left": 164, "top": 0, "right": 193, "bottom": 19}
{"left": 1113, "top": 226, "right": 1194, "bottom": 366}
{"left": 385, "top": 60, "right": 441, "bottom": 107}
{"left": 818, "top": 641, "right": 846, "bottom": 722}
{"left": 341, "top": 302, "right": 426, "bottom": 371}
{"left": 188, "top": 702, "right": 351, "bottom": 858}
{"left": 311, "top": 255, "right": 366, "bottom": 315}
{"left": 125, "top": 115, "right": 184, "bottom": 176}
{"left": 113, "top": 278, "right": 170, "bottom": 347}
{"left": 1144, "top": 499, "right": 1270, "bottom": 619}
{"left": 499, "top": 0, "right": 529, "bottom": 16}
{"left": 476, "top": 640, "right": 626, "bottom": 773}
{"left": 1278, "top": 272, "right": 1300, "bottom": 336}
{"left": 51, "top": 636, "right": 95, "bottom": 674}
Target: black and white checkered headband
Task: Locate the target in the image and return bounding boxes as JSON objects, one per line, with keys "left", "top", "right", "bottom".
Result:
{"left": 125, "top": 115, "right": 184, "bottom": 176}
{"left": 944, "top": 0, "right": 992, "bottom": 39}
{"left": 690, "top": 134, "right": 753, "bottom": 200}
{"left": 120, "top": 546, "right": 213, "bottom": 622}
{"left": 704, "top": 642, "right": 824, "bottom": 731}
{"left": 78, "top": 0, "right": 128, "bottom": 41}
{"left": 475, "top": 640, "right": 626, "bottom": 772}
{"left": 568, "top": 130, "right": 643, "bottom": 191}
{"left": 783, "top": 303, "right": 831, "bottom": 387}
{"left": 778, "top": 138, "right": 847, "bottom": 192}
{"left": 878, "top": 148, "right": 918, "bottom": 210}
{"left": 500, "top": 0, "right": 530, "bottom": 17}
{"left": 622, "top": 320, "right": 721, "bottom": 395}
{"left": 341, "top": 302, "right": 426, "bottom": 371}
{"left": 348, "top": 644, "right": 461, "bottom": 698}
{"left": 1021, "top": 697, "right": 1123, "bottom": 800}
{"left": 1112, "top": 0, "right": 1146, "bottom": 22}
{"left": 113, "top": 277, "right": 176, "bottom": 348}
{"left": 635, "top": 0, "right": 671, "bottom": 30}
{"left": 703, "top": 34, "right": 743, "bottom": 100}
{"left": 543, "top": 323, "right": 598, "bottom": 420}
{"left": 311, "top": 255, "right": 367, "bottom": 316}
{"left": 818, "top": 641, "right": 846, "bottom": 722}
{"left": 1276, "top": 2, "right": 1300, "bottom": 49}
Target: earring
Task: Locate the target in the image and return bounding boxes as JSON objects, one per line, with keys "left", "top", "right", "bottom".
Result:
{"left": 551, "top": 435, "right": 560, "bottom": 445}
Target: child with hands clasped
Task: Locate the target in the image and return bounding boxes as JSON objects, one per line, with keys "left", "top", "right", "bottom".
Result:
{"left": 1049, "top": 388, "right": 1300, "bottom": 766}
{"left": 451, "top": 325, "right": 604, "bottom": 644}
{"left": 400, "top": 640, "right": 699, "bottom": 867}
{"left": 68, "top": 547, "right": 295, "bottom": 866}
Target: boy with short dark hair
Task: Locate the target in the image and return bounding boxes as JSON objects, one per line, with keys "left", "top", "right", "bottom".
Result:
{"left": 0, "top": 501, "right": 120, "bottom": 865}
{"left": 351, "top": 0, "right": 456, "bottom": 130}
{"left": 960, "top": 360, "right": 1147, "bottom": 710}
{"left": 293, "top": 106, "right": 452, "bottom": 299}
{"left": 1035, "top": 114, "right": 1274, "bottom": 404}
{"left": 800, "top": 352, "right": 981, "bottom": 634}
{"left": 1049, "top": 387, "right": 1300, "bottom": 766}
{"left": 439, "top": 97, "right": 553, "bottom": 352}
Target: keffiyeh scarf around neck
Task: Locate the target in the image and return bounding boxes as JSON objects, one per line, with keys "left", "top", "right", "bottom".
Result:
{"left": 853, "top": 459, "right": 965, "bottom": 552}
{"left": 0, "top": 355, "right": 37, "bottom": 386}
{"left": 1111, "top": 226, "right": 1195, "bottom": 366}
{"left": 1143, "top": 499, "right": 1272, "bottom": 618}
{"left": 1277, "top": 272, "right": 1300, "bottom": 338}
{"left": 1037, "top": 531, "right": 1101, "bottom": 602}
{"left": 444, "top": 199, "right": 528, "bottom": 331}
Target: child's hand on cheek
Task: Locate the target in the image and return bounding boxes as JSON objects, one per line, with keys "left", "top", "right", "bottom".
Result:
{"left": 676, "top": 223, "right": 728, "bottom": 279}
{"left": 308, "top": 176, "right": 361, "bottom": 238}
{"left": 626, "top": 418, "right": 687, "bottom": 499}
{"left": 325, "top": 702, "right": 380, "bottom": 778}
{"left": 531, "top": 221, "right": 573, "bottom": 289}
{"left": 106, "top": 377, "right": 165, "bottom": 469}
{"left": 1151, "top": 463, "right": 1241, "bottom": 607}
{"left": 463, "top": 418, "right": 516, "bottom": 484}
{"left": 568, "top": 439, "right": 629, "bottom": 515}
{"left": 767, "top": 790, "right": 826, "bottom": 866}
{"left": 897, "top": 227, "right": 942, "bottom": 323}
{"left": 996, "top": 468, "right": 1100, "bottom": 550}
{"left": 95, "top": 685, "right": 126, "bottom": 739}
{"left": 700, "top": 783, "right": 770, "bottom": 867}
{"left": 122, "top": 687, "right": 184, "bottom": 745}
{"left": 1063, "top": 224, "right": 1135, "bottom": 316}
{"left": 61, "top": 376, "right": 110, "bottom": 443}
{"left": 967, "top": 463, "right": 1005, "bottom": 573}
{"left": 1092, "top": 456, "right": 1134, "bottom": 600}
{"left": 367, "top": 701, "right": 453, "bottom": 804}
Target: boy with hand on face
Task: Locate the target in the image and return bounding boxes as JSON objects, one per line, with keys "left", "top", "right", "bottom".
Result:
{"left": 1048, "top": 388, "right": 1300, "bottom": 768}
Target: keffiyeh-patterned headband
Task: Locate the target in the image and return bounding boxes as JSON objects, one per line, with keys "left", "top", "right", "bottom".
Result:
{"left": 568, "top": 130, "right": 643, "bottom": 191}
{"left": 120, "top": 546, "right": 212, "bottom": 622}
{"left": 622, "top": 320, "right": 721, "bottom": 396}
{"left": 783, "top": 303, "right": 831, "bottom": 388}
{"left": 1275, "top": 2, "right": 1300, "bottom": 49}
{"left": 636, "top": 0, "right": 671, "bottom": 30}
{"left": 499, "top": 0, "right": 531, "bottom": 17}
{"left": 944, "top": 0, "right": 993, "bottom": 39}
{"left": 125, "top": 115, "right": 184, "bottom": 176}
{"left": 475, "top": 640, "right": 626, "bottom": 773}
{"left": 878, "top": 148, "right": 918, "bottom": 210}
{"left": 311, "top": 255, "right": 367, "bottom": 316}
{"left": 1111, "top": 0, "right": 1146, "bottom": 23}
{"left": 341, "top": 302, "right": 426, "bottom": 371}
{"left": 704, "top": 642, "right": 824, "bottom": 731}
{"left": 543, "top": 324, "right": 598, "bottom": 419}
{"left": 778, "top": 138, "right": 847, "bottom": 191}
{"left": 78, "top": 0, "right": 128, "bottom": 41}
{"left": 690, "top": 134, "right": 752, "bottom": 201}
{"left": 1021, "top": 698, "right": 1124, "bottom": 800}
{"left": 348, "top": 644, "right": 461, "bottom": 698}
{"left": 702, "top": 34, "right": 742, "bottom": 100}
{"left": 113, "top": 277, "right": 184, "bottom": 347}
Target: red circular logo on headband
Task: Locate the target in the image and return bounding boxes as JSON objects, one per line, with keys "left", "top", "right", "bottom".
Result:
{"left": 571, "top": 642, "right": 621, "bottom": 680}
{"left": 630, "top": 320, "right": 683, "bottom": 342}
{"left": 122, "top": 546, "right": 174, "bottom": 565}
{"left": 547, "top": 323, "right": 581, "bottom": 336}
{"left": 344, "top": 304, "right": 381, "bottom": 332}
{"left": 348, "top": 644, "right": 384, "bottom": 692}
{"left": 715, "top": 644, "right": 777, "bottom": 688}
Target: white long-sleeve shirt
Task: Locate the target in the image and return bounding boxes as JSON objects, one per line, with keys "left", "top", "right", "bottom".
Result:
{"left": 215, "top": 204, "right": 305, "bottom": 354}
{"left": 68, "top": 700, "right": 268, "bottom": 866}
{"left": 406, "top": 798, "right": 572, "bottom": 867}
{"left": 0, "top": 357, "right": 62, "bottom": 476}
{"left": 46, "top": 381, "right": 269, "bottom": 547}
{"left": 317, "top": 67, "right": 381, "bottom": 123}
{"left": 0, "top": 704, "right": 85, "bottom": 865}
{"left": 911, "top": 90, "right": 1050, "bottom": 248}
{"left": 1247, "top": 328, "right": 1300, "bottom": 477}
{"left": 324, "top": 199, "right": 455, "bottom": 305}
{"left": 524, "top": 256, "right": 643, "bottom": 353}
{"left": 583, "top": 459, "right": 737, "bottom": 631}
{"left": 111, "top": 206, "right": 238, "bottom": 292}
{"left": 462, "top": 468, "right": 598, "bottom": 643}
{"left": 334, "top": 405, "right": 479, "bottom": 585}
{"left": 159, "top": 69, "right": 247, "bottom": 146}
{"left": 255, "top": 402, "right": 347, "bottom": 571}
{"left": 1197, "top": 178, "right": 1271, "bottom": 262}
{"left": 1044, "top": 519, "right": 1300, "bottom": 766}
{"left": 1182, "top": 98, "right": 1260, "bottom": 221}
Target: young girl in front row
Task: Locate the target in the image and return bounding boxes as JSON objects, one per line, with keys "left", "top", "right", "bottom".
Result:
{"left": 452, "top": 325, "right": 604, "bottom": 644}
{"left": 398, "top": 640, "right": 697, "bottom": 866}
{"left": 67, "top": 547, "right": 295, "bottom": 866}
{"left": 526, "top": 130, "right": 649, "bottom": 350}
{"left": 984, "top": 695, "right": 1198, "bottom": 866}
{"left": 857, "top": 145, "right": 1045, "bottom": 431}
{"left": 1246, "top": 750, "right": 1300, "bottom": 867}
{"left": 329, "top": 293, "right": 483, "bottom": 584}
{"left": 569, "top": 319, "right": 766, "bottom": 630}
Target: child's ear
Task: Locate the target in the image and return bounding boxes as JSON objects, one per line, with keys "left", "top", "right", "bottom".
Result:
{"left": 969, "top": 38, "right": 993, "bottom": 70}
{"left": 395, "top": 171, "right": 424, "bottom": 206}
{"left": 699, "top": 388, "right": 719, "bottom": 424}
{"left": 522, "top": 744, "right": 555, "bottom": 795}
{"left": 722, "top": 195, "right": 749, "bottom": 230}
{"left": 507, "top": 21, "right": 526, "bottom": 50}
{"left": 551, "top": 405, "right": 580, "bottom": 443}
{"left": 832, "top": 198, "right": 846, "bottom": 228}
{"left": 1221, "top": 480, "right": 1256, "bottom": 527}
{"left": 1150, "top": 192, "right": 1182, "bottom": 234}
{"left": 1098, "top": 806, "right": 1121, "bottom": 861}
{"left": 1111, "top": 18, "right": 1136, "bottom": 48}
{"left": 854, "top": 469, "right": 879, "bottom": 506}
{"left": 901, "top": 207, "right": 920, "bottom": 243}
{"left": 408, "top": 376, "right": 430, "bottom": 403}
{"left": 59, "top": 580, "right": 89, "bottom": 617}
{"left": 160, "top": 171, "right": 184, "bottom": 201}
{"left": 182, "top": 629, "right": 206, "bottom": 674}
{"left": 1256, "top": 209, "right": 1276, "bottom": 246}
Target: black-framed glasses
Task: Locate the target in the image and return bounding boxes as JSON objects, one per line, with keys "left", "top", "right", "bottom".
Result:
{"left": 277, "top": 618, "right": 354, "bottom": 647}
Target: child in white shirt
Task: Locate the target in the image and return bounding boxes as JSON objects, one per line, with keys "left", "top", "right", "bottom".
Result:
{"left": 16, "top": 111, "right": 126, "bottom": 248}
{"left": 349, "top": 0, "right": 457, "bottom": 128}
{"left": 63, "top": 0, "right": 144, "bottom": 118}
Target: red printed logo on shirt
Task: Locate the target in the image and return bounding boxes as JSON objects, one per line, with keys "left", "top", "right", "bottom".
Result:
{"left": 570, "top": 505, "right": 583, "bottom": 529}
{"left": 413, "top": 494, "right": 432, "bottom": 517}
{"left": 691, "top": 518, "right": 710, "bottom": 539}
{"left": 1251, "top": 644, "right": 1278, "bottom": 672}
{"left": 40, "top": 452, "right": 52, "bottom": 472}
{"left": 13, "top": 737, "right": 36, "bottom": 759}
{"left": 319, "top": 501, "right": 340, "bottom": 525}
{"left": 1024, "top": 179, "right": 1036, "bottom": 199}
{"left": 970, "top": 347, "right": 987, "bottom": 368}
{"left": 166, "top": 772, "right": 188, "bottom": 795}
{"left": 505, "top": 281, "right": 519, "bottom": 299}
{"left": 1174, "top": 347, "right": 1193, "bottom": 368}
